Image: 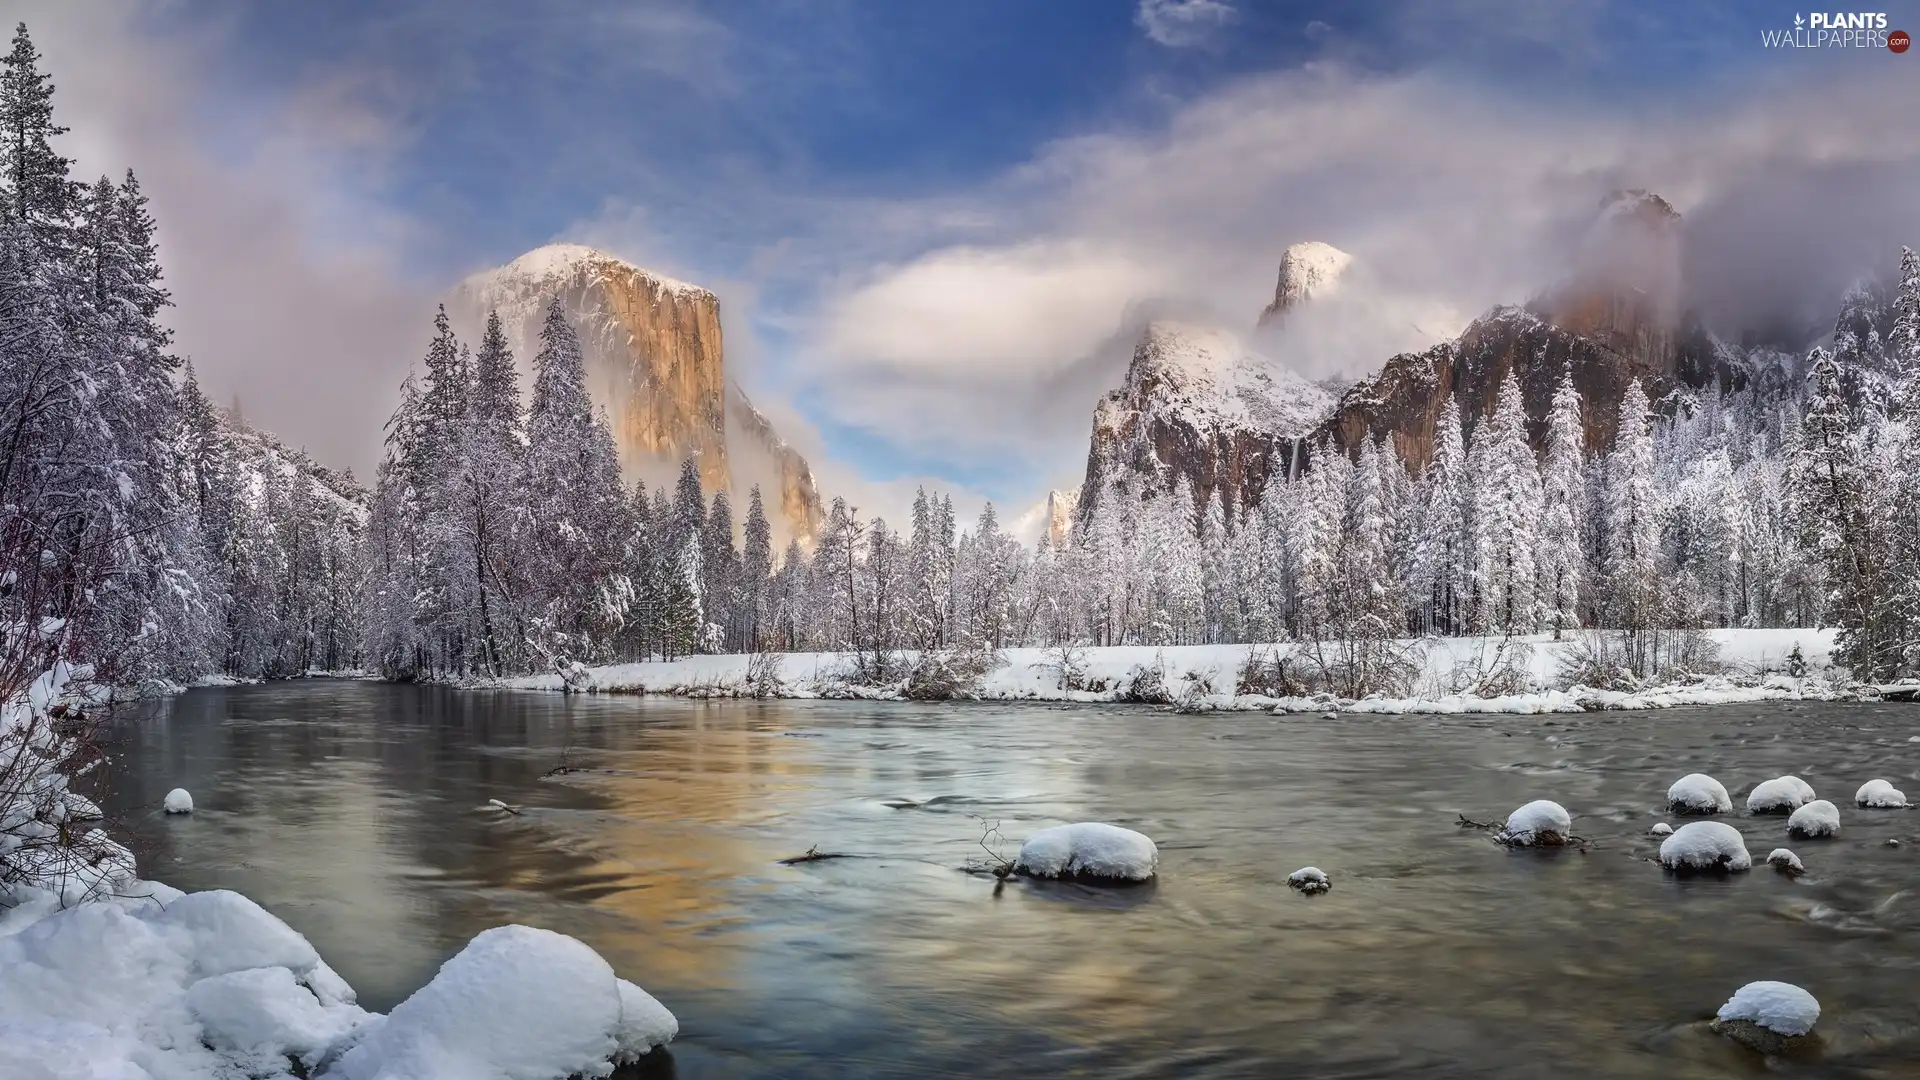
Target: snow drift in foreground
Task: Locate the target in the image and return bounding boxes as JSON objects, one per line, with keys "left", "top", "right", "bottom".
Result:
{"left": 0, "top": 884, "right": 674, "bottom": 1080}
{"left": 1014, "top": 823, "right": 1158, "bottom": 882}
{"left": 498, "top": 629, "right": 1859, "bottom": 715}
{"left": 1717, "top": 980, "right": 1820, "bottom": 1037}
{"left": 1658, "top": 821, "right": 1752, "bottom": 872}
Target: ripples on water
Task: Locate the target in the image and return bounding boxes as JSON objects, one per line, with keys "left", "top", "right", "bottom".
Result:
{"left": 102, "top": 683, "right": 1920, "bottom": 1078}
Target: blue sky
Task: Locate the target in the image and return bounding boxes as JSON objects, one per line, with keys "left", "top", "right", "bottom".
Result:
{"left": 36, "top": 0, "right": 1920, "bottom": 514}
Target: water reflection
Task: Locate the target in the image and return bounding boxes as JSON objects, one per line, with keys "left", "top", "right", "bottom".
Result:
{"left": 103, "top": 685, "right": 1920, "bottom": 1078}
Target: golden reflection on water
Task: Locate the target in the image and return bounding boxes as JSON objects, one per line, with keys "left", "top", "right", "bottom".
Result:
{"left": 107, "top": 685, "right": 1920, "bottom": 1078}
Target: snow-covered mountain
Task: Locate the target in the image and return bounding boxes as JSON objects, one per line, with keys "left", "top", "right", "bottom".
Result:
{"left": 451, "top": 244, "right": 823, "bottom": 542}
{"left": 1075, "top": 321, "right": 1334, "bottom": 532}
{"left": 1257, "top": 241, "right": 1353, "bottom": 327}
{"left": 1314, "top": 190, "right": 1748, "bottom": 468}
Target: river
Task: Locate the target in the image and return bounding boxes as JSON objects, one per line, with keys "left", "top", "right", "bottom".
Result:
{"left": 102, "top": 681, "right": 1920, "bottom": 1078}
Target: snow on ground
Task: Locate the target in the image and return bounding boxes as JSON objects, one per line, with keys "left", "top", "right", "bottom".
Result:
{"left": 1787, "top": 800, "right": 1841, "bottom": 839}
{"left": 1746, "top": 776, "right": 1816, "bottom": 815}
{"left": 1667, "top": 774, "right": 1733, "bottom": 815}
{"left": 499, "top": 629, "right": 1859, "bottom": 715}
{"left": 1498, "top": 800, "right": 1572, "bottom": 846}
{"left": 1014, "top": 823, "right": 1158, "bottom": 882}
{"left": 1855, "top": 779, "right": 1909, "bottom": 809}
{"left": 1658, "top": 821, "right": 1752, "bottom": 872}
{"left": 0, "top": 884, "right": 675, "bottom": 1080}
{"left": 1716, "top": 980, "right": 1820, "bottom": 1037}
{"left": 164, "top": 788, "right": 194, "bottom": 814}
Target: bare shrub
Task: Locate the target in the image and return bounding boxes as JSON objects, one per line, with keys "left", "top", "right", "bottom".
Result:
{"left": 742, "top": 650, "right": 785, "bottom": 699}
{"left": 1446, "top": 636, "right": 1535, "bottom": 697}
{"left": 1044, "top": 640, "right": 1091, "bottom": 692}
{"left": 904, "top": 643, "right": 1003, "bottom": 701}
{"left": 1235, "top": 645, "right": 1307, "bottom": 698}
{"left": 1556, "top": 628, "right": 1722, "bottom": 691}
{"left": 1118, "top": 652, "right": 1174, "bottom": 704}
{"left": 2, "top": 662, "right": 135, "bottom": 905}
{"left": 1294, "top": 633, "right": 1421, "bottom": 699}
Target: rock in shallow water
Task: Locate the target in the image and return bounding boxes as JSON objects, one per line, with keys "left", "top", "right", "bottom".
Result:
{"left": 1287, "top": 866, "right": 1331, "bottom": 893}
{"left": 163, "top": 788, "right": 193, "bottom": 814}
{"left": 1712, "top": 980, "right": 1820, "bottom": 1054}
{"left": 1668, "top": 773, "right": 1732, "bottom": 815}
{"left": 1014, "top": 823, "right": 1158, "bottom": 882}
{"left": 1659, "top": 821, "right": 1751, "bottom": 872}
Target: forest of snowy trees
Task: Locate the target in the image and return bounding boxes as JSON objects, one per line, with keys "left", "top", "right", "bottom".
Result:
{"left": 367, "top": 244, "right": 1920, "bottom": 687}
{"left": 0, "top": 23, "right": 366, "bottom": 691}
{"left": 6, "top": 16, "right": 1920, "bottom": 696}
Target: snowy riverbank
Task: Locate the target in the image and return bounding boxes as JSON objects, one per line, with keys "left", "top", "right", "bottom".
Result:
{"left": 497, "top": 628, "right": 1880, "bottom": 714}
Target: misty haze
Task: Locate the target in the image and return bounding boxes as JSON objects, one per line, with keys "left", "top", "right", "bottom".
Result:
{"left": 3, "top": 3, "right": 1919, "bottom": 1079}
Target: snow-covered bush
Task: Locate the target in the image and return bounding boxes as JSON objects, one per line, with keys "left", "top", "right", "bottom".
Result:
{"left": 1014, "top": 823, "right": 1158, "bottom": 882}
{"left": 1236, "top": 645, "right": 1305, "bottom": 697}
{"left": 1117, "top": 654, "right": 1174, "bottom": 704}
{"left": 1746, "top": 776, "right": 1815, "bottom": 815}
{"left": 1445, "top": 636, "right": 1535, "bottom": 697}
{"left": 2, "top": 663, "right": 134, "bottom": 905}
{"left": 1288, "top": 866, "right": 1331, "bottom": 893}
{"left": 1497, "top": 800, "right": 1572, "bottom": 846}
{"left": 1855, "top": 778, "right": 1909, "bottom": 808}
{"left": 1787, "top": 800, "right": 1841, "bottom": 838}
{"left": 1667, "top": 773, "right": 1733, "bottom": 815}
{"left": 1658, "top": 821, "right": 1751, "bottom": 872}
{"left": 742, "top": 650, "right": 786, "bottom": 699}
{"left": 1044, "top": 641, "right": 1091, "bottom": 692}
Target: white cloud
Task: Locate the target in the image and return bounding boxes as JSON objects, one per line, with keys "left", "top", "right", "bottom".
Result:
{"left": 27, "top": 0, "right": 432, "bottom": 476}
{"left": 1135, "top": 0, "right": 1237, "bottom": 48}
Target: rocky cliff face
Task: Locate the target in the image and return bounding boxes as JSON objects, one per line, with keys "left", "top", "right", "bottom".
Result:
{"left": 1315, "top": 191, "right": 1743, "bottom": 467}
{"left": 452, "top": 244, "right": 823, "bottom": 542}
{"left": 1076, "top": 322, "right": 1333, "bottom": 529}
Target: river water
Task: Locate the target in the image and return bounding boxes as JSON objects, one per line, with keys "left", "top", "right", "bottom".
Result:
{"left": 101, "top": 682, "right": 1920, "bottom": 1079}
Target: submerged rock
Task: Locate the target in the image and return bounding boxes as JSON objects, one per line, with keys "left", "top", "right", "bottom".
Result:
{"left": 1766, "top": 848, "right": 1805, "bottom": 875}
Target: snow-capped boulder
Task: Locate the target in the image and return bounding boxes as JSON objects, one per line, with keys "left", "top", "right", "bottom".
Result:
{"left": 1855, "top": 778, "right": 1909, "bottom": 809}
{"left": 1712, "top": 981, "right": 1819, "bottom": 1054}
{"left": 151, "top": 889, "right": 322, "bottom": 978}
{"left": 1014, "top": 823, "right": 1158, "bottom": 882}
{"left": 1288, "top": 866, "right": 1331, "bottom": 893}
{"left": 330, "top": 924, "right": 675, "bottom": 1080}
{"left": 1667, "top": 774, "right": 1732, "bottom": 815}
{"left": 1766, "top": 848, "right": 1805, "bottom": 875}
{"left": 1746, "top": 776, "right": 1816, "bottom": 815}
{"left": 1787, "top": 800, "right": 1840, "bottom": 839}
{"left": 1650, "top": 823, "right": 1673, "bottom": 837}
{"left": 614, "top": 979, "right": 678, "bottom": 1064}
{"left": 1498, "top": 800, "right": 1572, "bottom": 846}
{"left": 163, "top": 788, "right": 193, "bottom": 814}
{"left": 1658, "top": 821, "right": 1751, "bottom": 873}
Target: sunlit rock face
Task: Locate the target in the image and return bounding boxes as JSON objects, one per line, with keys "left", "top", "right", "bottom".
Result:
{"left": 453, "top": 244, "right": 822, "bottom": 542}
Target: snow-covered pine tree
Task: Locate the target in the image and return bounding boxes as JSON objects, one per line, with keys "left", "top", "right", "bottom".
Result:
{"left": 1466, "top": 370, "right": 1542, "bottom": 634}
{"left": 1539, "top": 373, "right": 1586, "bottom": 637}
{"left": 1603, "top": 379, "right": 1662, "bottom": 634}
{"left": 1411, "top": 400, "right": 1471, "bottom": 635}
{"left": 740, "top": 486, "right": 773, "bottom": 651}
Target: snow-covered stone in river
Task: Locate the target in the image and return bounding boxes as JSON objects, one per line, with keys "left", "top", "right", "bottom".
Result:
{"left": 1715, "top": 980, "right": 1820, "bottom": 1038}
{"left": 163, "top": 787, "right": 193, "bottom": 814}
{"left": 1288, "top": 866, "right": 1331, "bottom": 893}
{"left": 1766, "top": 848, "right": 1804, "bottom": 874}
{"left": 1787, "top": 799, "right": 1841, "bottom": 839}
{"left": 1498, "top": 800, "right": 1572, "bottom": 846}
{"left": 331, "top": 924, "right": 675, "bottom": 1080}
{"left": 1658, "top": 821, "right": 1751, "bottom": 872}
{"left": 1650, "top": 822, "right": 1673, "bottom": 836}
{"left": 1855, "top": 778, "right": 1909, "bottom": 809}
{"left": 1746, "top": 776, "right": 1816, "bottom": 815}
{"left": 1667, "top": 773, "right": 1732, "bottom": 815}
{"left": 1014, "top": 823, "right": 1159, "bottom": 882}
{"left": 187, "top": 966, "right": 364, "bottom": 1062}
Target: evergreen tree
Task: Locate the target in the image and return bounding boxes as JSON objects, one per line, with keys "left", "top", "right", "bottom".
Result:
{"left": 741, "top": 486, "right": 773, "bottom": 650}
{"left": 1539, "top": 373, "right": 1586, "bottom": 637}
